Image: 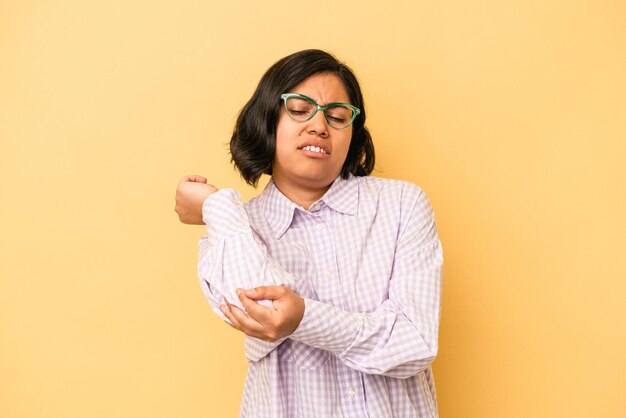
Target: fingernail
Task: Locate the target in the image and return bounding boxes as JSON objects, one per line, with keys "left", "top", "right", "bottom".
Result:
{"left": 245, "top": 288, "right": 256, "bottom": 296}
{"left": 236, "top": 289, "right": 243, "bottom": 298}
{"left": 220, "top": 305, "right": 227, "bottom": 314}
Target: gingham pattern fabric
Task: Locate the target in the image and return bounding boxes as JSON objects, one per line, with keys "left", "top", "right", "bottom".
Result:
{"left": 198, "top": 175, "right": 443, "bottom": 418}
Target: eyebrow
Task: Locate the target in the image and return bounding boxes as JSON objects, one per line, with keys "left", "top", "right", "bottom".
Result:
{"left": 291, "top": 92, "right": 351, "bottom": 106}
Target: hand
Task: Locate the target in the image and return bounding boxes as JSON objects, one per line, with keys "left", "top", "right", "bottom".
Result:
{"left": 174, "top": 175, "right": 218, "bottom": 224}
{"left": 220, "top": 286, "right": 305, "bottom": 342}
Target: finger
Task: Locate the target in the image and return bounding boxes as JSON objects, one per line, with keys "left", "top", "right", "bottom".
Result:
{"left": 237, "top": 289, "right": 273, "bottom": 323}
{"left": 187, "top": 175, "right": 207, "bottom": 183}
{"left": 227, "top": 301, "right": 265, "bottom": 334}
{"left": 244, "top": 285, "right": 286, "bottom": 301}
{"left": 178, "top": 175, "right": 207, "bottom": 185}
{"left": 220, "top": 303, "right": 243, "bottom": 330}
{"left": 223, "top": 319, "right": 237, "bottom": 330}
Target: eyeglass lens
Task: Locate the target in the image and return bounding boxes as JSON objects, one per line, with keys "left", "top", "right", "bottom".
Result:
{"left": 285, "top": 97, "right": 354, "bottom": 129}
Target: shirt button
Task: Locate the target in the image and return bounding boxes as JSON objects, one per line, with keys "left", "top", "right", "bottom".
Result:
{"left": 316, "top": 223, "right": 325, "bottom": 230}
{"left": 324, "top": 270, "right": 331, "bottom": 278}
{"left": 348, "top": 387, "right": 357, "bottom": 396}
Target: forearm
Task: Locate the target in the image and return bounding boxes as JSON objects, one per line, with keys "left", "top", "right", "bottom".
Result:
{"left": 289, "top": 239, "right": 443, "bottom": 379}
{"left": 289, "top": 298, "right": 437, "bottom": 378}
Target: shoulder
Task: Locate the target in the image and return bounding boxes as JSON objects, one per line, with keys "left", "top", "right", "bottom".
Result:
{"left": 356, "top": 176, "right": 436, "bottom": 234}
{"left": 244, "top": 192, "right": 263, "bottom": 211}
{"left": 357, "top": 175, "right": 426, "bottom": 205}
{"left": 243, "top": 191, "right": 265, "bottom": 224}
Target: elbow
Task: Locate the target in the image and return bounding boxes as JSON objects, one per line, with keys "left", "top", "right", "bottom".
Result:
{"left": 342, "top": 347, "right": 438, "bottom": 379}
{"left": 386, "top": 359, "right": 437, "bottom": 379}
{"left": 381, "top": 348, "right": 438, "bottom": 379}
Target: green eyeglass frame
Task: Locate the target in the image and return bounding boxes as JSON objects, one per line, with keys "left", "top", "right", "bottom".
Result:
{"left": 280, "top": 93, "right": 361, "bottom": 129}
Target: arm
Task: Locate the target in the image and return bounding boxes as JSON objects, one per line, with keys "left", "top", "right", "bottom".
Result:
{"left": 197, "top": 188, "right": 297, "bottom": 313}
{"left": 287, "top": 188, "right": 443, "bottom": 378}
{"left": 197, "top": 188, "right": 300, "bottom": 360}
{"left": 174, "top": 175, "right": 297, "bottom": 359}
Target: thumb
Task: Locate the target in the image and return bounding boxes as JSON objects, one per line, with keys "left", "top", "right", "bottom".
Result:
{"left": 244, "top": 285, "right": 285, "bottom": 300}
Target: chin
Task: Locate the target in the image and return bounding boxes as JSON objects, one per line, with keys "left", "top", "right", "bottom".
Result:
{"left": 294, "top": 171, "right": 337, "bottom": 189}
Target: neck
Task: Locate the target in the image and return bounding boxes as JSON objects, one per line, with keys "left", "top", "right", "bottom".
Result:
{"left": 272, "top": 177, "right": 332, "bottom": 210}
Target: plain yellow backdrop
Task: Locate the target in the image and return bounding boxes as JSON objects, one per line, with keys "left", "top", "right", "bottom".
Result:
{"left": 1, "top": 1, "right": 625, "bottom": 417}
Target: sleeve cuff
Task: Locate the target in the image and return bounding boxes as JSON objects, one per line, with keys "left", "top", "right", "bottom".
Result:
{"left": 289, "top": 297, "right": 362, "bottom": 353}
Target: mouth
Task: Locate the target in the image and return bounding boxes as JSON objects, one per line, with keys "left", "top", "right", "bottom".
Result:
{"left": 298, "top": 144, "right": 331, "bottom": 159}
{"left": 300, "top": 145, "right": 329, "bottom": 155}
{"left": 296, "top": 137, "right": 332, "bottom": 159}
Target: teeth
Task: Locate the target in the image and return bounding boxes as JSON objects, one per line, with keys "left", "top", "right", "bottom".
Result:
{"left": 303, "top": 145, "right": 326, "bottom": 154}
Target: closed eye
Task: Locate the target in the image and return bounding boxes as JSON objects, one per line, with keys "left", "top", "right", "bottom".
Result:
{"left": 327, "top": 115, "right": 346, "bottom": 123}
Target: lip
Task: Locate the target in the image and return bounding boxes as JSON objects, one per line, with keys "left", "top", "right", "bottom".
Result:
{"left": 297, "top": 140, "right": 331, "bottom": 155}
{"left": 299, "top": 147, "right": 330, "bottom": 159}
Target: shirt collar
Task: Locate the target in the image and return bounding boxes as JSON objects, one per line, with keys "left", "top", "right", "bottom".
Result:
{"left": 261, "top": 174, "right": 359, "bottom": 240}
{"left": 260, "top": 180, "right": 299, "bottom": 240}
{"left": 319, "top": 174, "right": 359, "bottom": 216}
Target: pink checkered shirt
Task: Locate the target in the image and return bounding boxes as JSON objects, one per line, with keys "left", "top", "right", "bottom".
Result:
{"left": 198, "top": 174, "right": 443, "bottom": 417}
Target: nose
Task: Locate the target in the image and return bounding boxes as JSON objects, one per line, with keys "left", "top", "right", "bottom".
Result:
{"left": 306, "top": 108, "right": 329, "bottom": 138}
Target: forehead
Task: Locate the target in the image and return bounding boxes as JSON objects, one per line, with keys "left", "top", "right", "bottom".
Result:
{"left": 289, "top": 73, "right": 350, "bottom": 104}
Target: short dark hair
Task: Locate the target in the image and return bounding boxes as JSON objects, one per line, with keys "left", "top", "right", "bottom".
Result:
{"left": 229, "top": 49, "right": 375, "bottom": 187}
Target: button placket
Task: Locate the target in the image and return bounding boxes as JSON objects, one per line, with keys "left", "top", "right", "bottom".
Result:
{"left": 308, "top": 214, "right": 338, "bottom": 304}
{"left": 339, "top": 371, "right": 367, "bottom": 417}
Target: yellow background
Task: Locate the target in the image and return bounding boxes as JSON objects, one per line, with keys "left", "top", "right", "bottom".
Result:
{"left": 1, "top": 1, "right": 625, "bottom": 417}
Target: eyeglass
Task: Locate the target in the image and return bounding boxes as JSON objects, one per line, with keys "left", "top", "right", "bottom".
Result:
{"left": 280, "top": 93, "right": 361, "bottom": 130}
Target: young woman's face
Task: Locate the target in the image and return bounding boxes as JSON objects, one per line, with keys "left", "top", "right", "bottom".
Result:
{"left": 273, "top": 72, "right": 353, "bottom": 193}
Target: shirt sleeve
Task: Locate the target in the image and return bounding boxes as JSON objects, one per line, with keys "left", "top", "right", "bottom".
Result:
{"left": 288, "top": 187, "right": 443, "bottom": 379}
{"left": 197, "top": 188, "right": 295, "bottom": 361}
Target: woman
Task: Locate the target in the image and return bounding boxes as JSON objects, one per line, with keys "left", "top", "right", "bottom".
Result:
{"left": 175, "top": 49, "right": 443, "bottom": 418}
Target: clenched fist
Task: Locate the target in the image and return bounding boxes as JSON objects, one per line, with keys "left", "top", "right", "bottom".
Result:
{"left": 174, "top": 175, "right": 218, "bottom": 224}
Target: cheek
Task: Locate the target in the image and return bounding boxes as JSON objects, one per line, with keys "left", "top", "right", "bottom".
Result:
{"left": 274, "top": 122, "right": 289, "bottom": 155}
{"left": 274, "top": 128, "right": 300, "bottom": 168}
{"left": 275, "top": 116, "right": 299, "bottom": 148}
{"left": 335, "top": 133, "right": 353, "bottom": 162}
